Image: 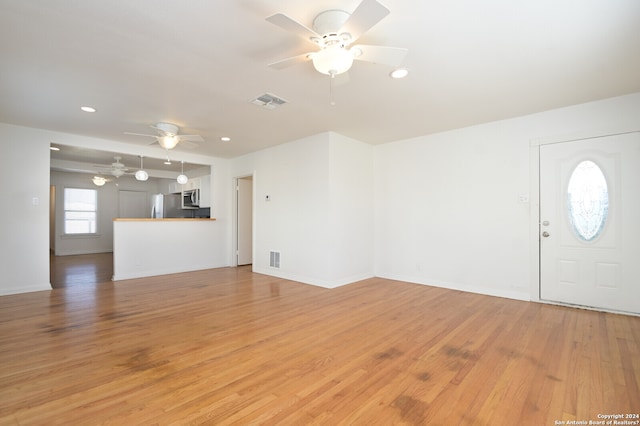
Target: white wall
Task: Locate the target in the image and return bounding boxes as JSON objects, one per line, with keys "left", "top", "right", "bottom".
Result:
{"left": 231, "top": 132, "right": 375, "bottom": 287}
{"left": 0, "top": 124, "right": 51, "bottom": 295}
{"left": 208, "top": 158, "right": 233, "bottom": 267}
{"left": 232, "top": 133, "right": 331, "bottom": 285}
{"left": 327, "top": 132, "right": 374, "bottom": 287}
{"left": 374, "top": 121, "right": 532, "bottom": 300}
{"left": 374, "top": 92, "right": 640, "bottom": 300}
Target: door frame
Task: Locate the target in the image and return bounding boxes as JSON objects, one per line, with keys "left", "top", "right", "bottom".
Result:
{"left": 232, "top": 172, "right": 255, "bottom": 267}
{"left": 529, "top": 126, "right": 640, "bottom": 312}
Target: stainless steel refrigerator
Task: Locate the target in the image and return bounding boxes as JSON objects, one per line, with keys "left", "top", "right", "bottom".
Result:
{"left": 151, "top": 193, "right": 186, "bottom": 218}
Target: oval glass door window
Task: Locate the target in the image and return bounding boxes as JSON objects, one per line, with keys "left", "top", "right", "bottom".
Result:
{"left": 567, "top": 160, "right": 609, "bottom": 241}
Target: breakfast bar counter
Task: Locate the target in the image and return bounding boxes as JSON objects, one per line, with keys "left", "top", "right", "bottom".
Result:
{"left": 114, "top": 218, "right": 216, "bottom": 222}
{"left": 112, "top": 218, "right": 219, "bottom": 281}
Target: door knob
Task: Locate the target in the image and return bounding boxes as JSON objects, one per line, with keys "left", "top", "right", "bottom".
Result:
{"left": 542, "top": 231, "right": 550, "bottom": 237}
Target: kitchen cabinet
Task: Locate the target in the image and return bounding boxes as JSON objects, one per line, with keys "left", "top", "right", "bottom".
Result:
{"left": 183, "top": 178, "right": 198, "bottom": 191}
{"left": 170, "top": 175, "right": 210, "bottom": 207}
{"left": 168, "top": 181, "right": 181, "bottom": 194}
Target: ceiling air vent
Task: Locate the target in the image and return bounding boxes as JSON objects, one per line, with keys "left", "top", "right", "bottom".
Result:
{"left": 251, "top": 93, "right": 287, "bottom": 110}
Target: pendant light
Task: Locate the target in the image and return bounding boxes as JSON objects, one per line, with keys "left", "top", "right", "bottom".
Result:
{"left": 177, "top": 161, "right": 188, "bottom": 184}
{"left": 135, "top": 156, "right": 149, "bottom": 181}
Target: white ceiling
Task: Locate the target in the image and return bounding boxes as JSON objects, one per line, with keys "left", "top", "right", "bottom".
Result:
{"left": 1, "top": 0, "right": 639, "bottom": 160}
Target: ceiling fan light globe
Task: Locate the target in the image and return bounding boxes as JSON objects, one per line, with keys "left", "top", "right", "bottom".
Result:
{"left": 92, "top": 176, "right": 106, "bottom": 186}
{"left": 177, "top": 174, "right": 188, "bottom": 184}
{"left": 312, "top": 46, "right": 353, "bottom": 76}
{"left": 135, "top": 170, "right": 149, "bottom": 181}
{"left": 159, "top": 135, "right": 179, "bottom": 150}
{"left": 111, "top": 168, "right": 125, "bottom": 178}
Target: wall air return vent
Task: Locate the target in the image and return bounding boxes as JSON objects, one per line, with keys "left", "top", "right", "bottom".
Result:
{"left": 269, "top": 251, "right": 281, "bottom": 268}
{"left": 251, "top": 93, "right": 287, "bottom": 110}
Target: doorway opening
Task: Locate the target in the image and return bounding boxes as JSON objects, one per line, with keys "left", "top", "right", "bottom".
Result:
{"left": 235, "top": 175, "right": 254, "bottom": 267}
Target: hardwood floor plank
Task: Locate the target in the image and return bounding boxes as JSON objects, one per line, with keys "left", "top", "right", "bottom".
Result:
{"left": 1, "top": 257, "right": 639, "bottom": 424}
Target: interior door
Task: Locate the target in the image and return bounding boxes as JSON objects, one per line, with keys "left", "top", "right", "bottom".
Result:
{"left": 539, "top": 132, "right": 640, "bottom": 314}
{"left": 237, "top": 177, "right": 253, "bottom": 266}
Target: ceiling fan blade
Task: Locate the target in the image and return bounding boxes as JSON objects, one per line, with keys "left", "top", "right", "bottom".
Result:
{"left": 178, "top": 140, "right": 199, "bottom": 150}
{"left": 94, "top": 162, "right": 127, "bottom": 169}
{"left": 351, "top": 44, "right": 408, "bottom": 67}
{"left": 268, "top": 52, "right": 313, "bottom": 70}
{"left": 124, "top": 131, "right": 158, "bottom": 138}
{"left": 178, "top": 134, "right": 204, "bottom": 143}
{"left": 340, "top": 0, "right": 390, "bottom": 43}
{"left": 266, "top": 13, "right": 320, "bottom": 44}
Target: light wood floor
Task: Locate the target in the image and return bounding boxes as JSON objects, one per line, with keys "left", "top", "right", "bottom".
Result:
{"left": 50, "top": 252, "right": 114, "bottom": 289}
{"left": 2, "top": 257, "right": 639, "bottom": 425}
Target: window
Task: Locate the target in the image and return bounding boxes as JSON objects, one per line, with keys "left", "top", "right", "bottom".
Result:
{"left": 64, "top": 188, "right": 98, "bottom": 234}
{"left": 567, "top": 160, "right": 609, "bottom": 242}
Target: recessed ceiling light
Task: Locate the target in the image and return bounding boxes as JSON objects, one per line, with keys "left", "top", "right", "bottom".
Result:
{"left": 221, "top": 137, "right": 231, "bottom": 142}
{"left": 389, "top": 68, "right": 409, "bottom": 79}
{"left": 80, "top": 106, "right": 96, "bottom": 113}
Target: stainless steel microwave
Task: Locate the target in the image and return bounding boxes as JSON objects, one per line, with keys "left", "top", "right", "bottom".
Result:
{"left": 182, "top": 189, "right": 199, "bottom": 209}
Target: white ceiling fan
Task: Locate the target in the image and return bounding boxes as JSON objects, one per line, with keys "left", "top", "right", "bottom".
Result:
{"left": 93, "top": 156, "right": 132, "bottom": 178}
{"left": 125, "top": 122, "right": 204, "bottom": 150}
{"left": 266, "top": 0, "right": 407, "bottom": 78}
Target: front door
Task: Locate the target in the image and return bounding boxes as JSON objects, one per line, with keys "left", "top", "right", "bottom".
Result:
{"left": 539, "top": 132, "right": 640, "bottom": 314}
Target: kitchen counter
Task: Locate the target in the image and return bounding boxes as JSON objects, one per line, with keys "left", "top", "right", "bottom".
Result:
{"left": 113, "top": 218, "right": 216, "bottom": 221}
{"left": 112, "top": 218, "right": 222, "bottom": 281}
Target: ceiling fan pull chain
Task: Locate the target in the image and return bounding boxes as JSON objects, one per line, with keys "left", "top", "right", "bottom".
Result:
{"left": 329, "top": 72, "right": 336, "bottom": 106}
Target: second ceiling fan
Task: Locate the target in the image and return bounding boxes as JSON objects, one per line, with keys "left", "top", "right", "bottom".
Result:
{"left": 266, "top": 0, "right": 407, "bottom": 77}
{"left": 125, "top": 122, "right": 204, "bottom": 150}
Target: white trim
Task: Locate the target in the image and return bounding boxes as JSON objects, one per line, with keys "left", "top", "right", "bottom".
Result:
{"left": 0, "top": 283, "right": 51, "bottom": 296}
{"left": 529, "top": 143, "right": 541, "bottom": 302}
{"left": 252, "top": 266, "right": 374, "bottom": 290}
{"left": 376, "top": 273, "right": 530, "bottom": 301}
{"left": 112, "top": 264, "right": 216, "bottom": 281}
{"left": 536, "top": 299, "right": 640, "bottom": 318}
